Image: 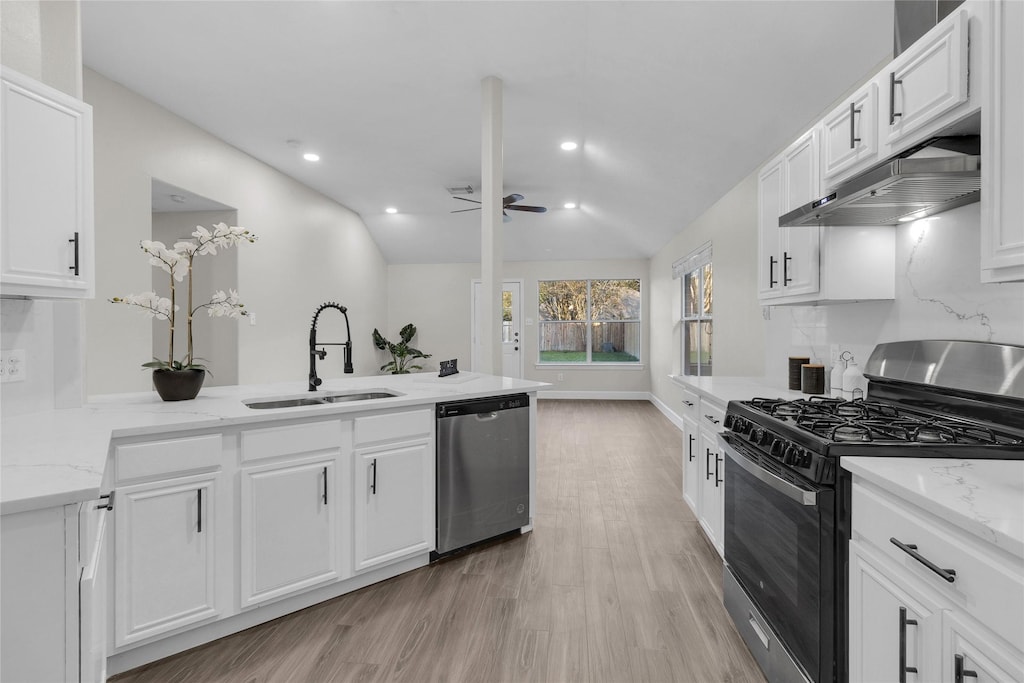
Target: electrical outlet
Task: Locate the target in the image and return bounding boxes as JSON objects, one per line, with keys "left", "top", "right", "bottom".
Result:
{"left": 248, "top": 312, "right": 257, "bottom": 326}
{"left": 1, "top": 349, "right": 27, "bottom": 383}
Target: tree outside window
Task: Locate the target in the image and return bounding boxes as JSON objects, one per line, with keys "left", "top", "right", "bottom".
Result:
{"left": 680, "top": 252, "right": 712, "bottom": 376}
{"left": 538, "top": 279, "right": 641, "bottom": 364}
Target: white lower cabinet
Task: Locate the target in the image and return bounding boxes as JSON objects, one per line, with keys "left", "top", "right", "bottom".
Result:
{"left": 354, "top": 439, "right": 433, "bottom": 571}
{"left": 848, "top": 477, "right": 1024, "bottom": 683}
{"left": 681, "top": 414, "right": 700, "bottom": 512}
{"left": 679, "top": 390, "right": 725, "bottom": 558}
{"left": 240, "top": 457, "right": 341, "bottom": 607}
{"left": 114, "top": 473, "right": 223, "bottom": 647}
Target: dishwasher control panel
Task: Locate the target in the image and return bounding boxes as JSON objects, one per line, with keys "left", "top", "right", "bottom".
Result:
{"left": 436, "top": 393, "right": 529, "bottom": 418}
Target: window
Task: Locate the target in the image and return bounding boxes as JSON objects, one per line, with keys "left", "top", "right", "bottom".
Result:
{"left": 675, "top": 244, "right": 712, "bottom": 376}
{"left": 538, "top": 279, "right": 641, "bottom": 364}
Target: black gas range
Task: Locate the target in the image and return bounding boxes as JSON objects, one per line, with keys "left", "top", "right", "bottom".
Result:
{"left": 718, "top": 340, "right": 1024, "bottom": 683}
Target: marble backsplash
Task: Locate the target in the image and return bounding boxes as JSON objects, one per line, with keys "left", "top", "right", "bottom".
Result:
{"left": 764, "top": 202, "right": 1024, "bottom": 387}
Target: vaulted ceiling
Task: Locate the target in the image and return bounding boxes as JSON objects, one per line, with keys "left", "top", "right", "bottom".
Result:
{"left": 81, "top": 1, "right": 894, "bottom": 264}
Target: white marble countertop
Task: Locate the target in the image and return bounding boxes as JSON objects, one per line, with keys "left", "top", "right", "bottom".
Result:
{"left": 1, "top": 372, "right": 549, "bottom": 516}
{"left": 842, "top": 456, "right": 1024, "bottom": 559}
{"left": 669, "top": 374, "right": 808, "bottom": 406}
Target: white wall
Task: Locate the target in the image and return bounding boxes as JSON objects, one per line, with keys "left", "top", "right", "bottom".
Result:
{"left": 84, "top": 70, "right": 389, "bottom": 394}
{"left": 387, "top": 259, "right": 652, "bottom": 395}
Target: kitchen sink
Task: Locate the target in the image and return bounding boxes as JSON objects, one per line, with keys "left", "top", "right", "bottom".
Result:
{"left": 243, "top": 390, "right": 400, "bottom": 409}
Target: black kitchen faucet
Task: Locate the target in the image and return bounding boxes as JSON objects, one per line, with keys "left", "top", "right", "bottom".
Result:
{"left": 308, "top": 302, "right": 353, "bottom": 391}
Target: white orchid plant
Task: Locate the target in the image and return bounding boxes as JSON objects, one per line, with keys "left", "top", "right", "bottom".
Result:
{"left": 110, "top": 222, "right": 257, "bottom": 372}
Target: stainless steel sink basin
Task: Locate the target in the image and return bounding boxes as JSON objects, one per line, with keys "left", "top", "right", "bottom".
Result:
{"left": 243, "top": 390, "right": 400, "bottom": 409}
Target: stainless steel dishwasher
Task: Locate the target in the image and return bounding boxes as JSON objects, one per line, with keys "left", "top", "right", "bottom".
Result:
{"left": 435, "top": 393, "right": 530, "bottom": 557}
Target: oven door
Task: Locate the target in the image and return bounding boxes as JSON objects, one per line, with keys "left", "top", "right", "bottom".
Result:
{"left": 719, "top": 432, "right": 835, "bottom": 683}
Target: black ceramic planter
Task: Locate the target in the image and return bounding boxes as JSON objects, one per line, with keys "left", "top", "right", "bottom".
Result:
{"left": 152, "top": 369, "right": 206, "bottom": 401}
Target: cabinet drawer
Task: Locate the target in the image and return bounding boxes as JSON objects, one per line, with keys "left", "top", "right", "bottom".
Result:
{"left": 115, "top": 434, "right": 222, "bottom": 482}
{"left": 680, "top": 388, "right": 699, "bottom": 421}
{"left": 852, "top": 480, "right": 1024, "bottom": 646}
{"left": 354, "top": 409, "right": 432, "bottom": 446}
{"left": 699, "top": 399, "right": 726, "bottom": 432}
{"left": 240, "top": 419, "right": 343, "bottom": 463}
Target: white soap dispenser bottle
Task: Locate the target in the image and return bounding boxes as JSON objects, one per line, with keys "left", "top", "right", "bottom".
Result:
{"left": 830, "top": 354, "right": 847, "bottom": 399}
{"left": 842, "top": 359, "right": 866, "bottom": 401}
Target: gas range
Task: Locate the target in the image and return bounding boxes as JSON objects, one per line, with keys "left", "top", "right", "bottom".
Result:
{"left": 724, "top": 395, "right": 1024, "bottom": 485}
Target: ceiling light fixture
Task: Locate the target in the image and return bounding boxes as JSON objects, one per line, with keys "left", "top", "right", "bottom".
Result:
{"left": 385, "top": 207, "right": 398, "bottom": 214}
{"left": 564, "top": 202, "right": 577, "bottom": 209}
{"left": 560, "top": 141, "right": 578, "bottom": 151}
{"left": 303, "top": 152, "right": 320, "bottom": 162}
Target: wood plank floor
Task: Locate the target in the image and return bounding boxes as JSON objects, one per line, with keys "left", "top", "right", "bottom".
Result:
{"left": 112, "top": 400, "right": 765, "bottom": 683}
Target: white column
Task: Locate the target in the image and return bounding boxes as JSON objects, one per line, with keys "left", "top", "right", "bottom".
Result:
{"left": 480, "top": 75, "right": 503, "bottom": 375}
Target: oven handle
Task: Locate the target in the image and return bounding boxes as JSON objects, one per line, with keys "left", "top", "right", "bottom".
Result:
{"left": 718, "top": 433, "right": 817, "bottom": 506}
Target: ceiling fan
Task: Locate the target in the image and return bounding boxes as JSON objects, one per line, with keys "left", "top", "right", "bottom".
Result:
{"left": 451, "top": 193, "right": 547, "bottom": 221}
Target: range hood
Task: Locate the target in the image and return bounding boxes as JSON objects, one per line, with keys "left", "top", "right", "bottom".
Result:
{"left": 779, "top": 138, "right": 980, "bottom": 228}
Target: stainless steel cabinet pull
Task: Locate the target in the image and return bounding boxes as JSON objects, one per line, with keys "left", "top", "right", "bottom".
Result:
{"left": 688, "top": 434, "right": 696, "bottom": 462}
{"left": 68, "top": 232, "right": 80, "bottom": 276}
{"left": 849, "top": 102, "right": 862, "bottom": 149}
{"left": 704, "top": 414, "right": 721, "bottom": 425}
{"left": 899, "top": 606, "right": 918, "bottom": 682}
{"left": 769, "top": 256, "right": 778, "bottom": 288}
{"left": 95, "top": 492, "right": 114, "bottom": 511}
{"left": 783, "top": 251, "right": 792, "bottom": 286}
{"left": 889, "top": 538, "right": 956, "bottom": 582}
{"left": 370, "top": 458, "right": 377, "bottom": 494}
{"left": 197, "top": 488, "right": 203, "bottom": 533}
{"left": 322, "top": 466, "right": 328, "bottom": 505}
{"left": 714, "top": 454, "right": 722, "bottom": 487}
{"left": 954, "top": 654, "right": 978, "bottom": 682}
{"left": 889, "top": 72, "right": 903, "bottom": 125}
{"left": 705, "top": 449, "right": 713, "bottom": 480}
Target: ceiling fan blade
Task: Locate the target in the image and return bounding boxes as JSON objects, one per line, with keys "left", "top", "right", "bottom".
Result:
{"left": 450, "top": 207, "right": 482, "bottom": 213}
{"left": 505, "top": 204, "right": 547, "bottom": 213}
{"left": 503, "top": 193, "right": 525, "bottom": 205}
{"left": 452, "top": 196, "right": 482, "bottom": 204}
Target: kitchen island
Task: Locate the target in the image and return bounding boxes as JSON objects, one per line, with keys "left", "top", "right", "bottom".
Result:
{"left": 1, "top": 372, "right": 548, "bottom": 681}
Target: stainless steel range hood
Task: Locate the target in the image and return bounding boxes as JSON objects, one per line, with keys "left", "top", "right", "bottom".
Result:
{"left": 779, "top": 140, "right": 980, "bottom": 228}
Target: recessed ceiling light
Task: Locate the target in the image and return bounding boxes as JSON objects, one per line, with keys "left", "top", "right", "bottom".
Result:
{"left": 385, "top": 207, "right": 398, "bottom": 214}
{"left": 564, "top": 202, "right": 577, "bottom": 209}
{"left": 560, "top": 141, "right": 578, "bottom": 151}
{"left": 303, "top": 152, "right": 320, "bottom": 162}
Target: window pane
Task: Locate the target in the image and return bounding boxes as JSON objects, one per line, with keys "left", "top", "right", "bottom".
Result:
{"left": 700, "top": 320, "right": 712, "bottom": 374}
{"left": 538, "top": 280, "right": 587, "bottom": 321}
{"left": 702, "top": 263, "right": 713, "bottom": 315}
{"left": 502, "top": 290, "right": 513, "bottom": 342}
{"left": 684, "top": 320, "right": 713, "bottom": 375}
{"left": 591, "top": 279, "right": 641, "bottom": 320}
{"left": 591, "top": 322, "right": 640, "bottom": 362}
{"left": 684, "top": 271, "right": 699, "bottom": 318}
{"left": 539, "top": 321, "right": 587, "bottom": 362}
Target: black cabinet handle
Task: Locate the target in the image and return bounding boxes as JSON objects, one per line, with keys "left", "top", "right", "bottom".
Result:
{"left": 783, "top": 251, "right": 793, "bottom": 286}
{"left": 197, "top": 488, "right": 203, "bottom": 534}
{"left": 890, "top": 537, "right": 956, "bottom": 583}
{"left": 849, "top": 102, "right": 862, "bottom": 149}
{"left": 889, "top": 72, "right": 903, "bottom": 125}
{"left": 682, "top": 400, "right": 694, "bottom": 407}
{"left": 95, "top": 492, "right": 114, "bottom": 511}
{"left": 714, "top": 454, "right": 722, "bottom": 487}
{"left": 899, "top": 606, "right": 919, "bottom": 682}
{"left": 370, "top": 458, "right": 377, "bottom": 495}
{"left": 322, "top": 466, "right": 328, "bottom": 505}
{"left": 68, "top": 232, "right": 80, "bottom": 276}
{"left": 769, "top": 256, "right": 778, "bottom": 288}
{"left": 688, "top": 434, "right": 696, "bottom": 462}
{"left": 705, "top": 449, "right": 713, "bottom": 480}
{"left": 954, "top": 654, "right": 978, "bottom": 682}
{"left": 704, "top": 414, "right": 721, "bottom": 425}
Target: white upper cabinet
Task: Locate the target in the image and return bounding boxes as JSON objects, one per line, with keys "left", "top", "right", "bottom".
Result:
{"left": 822, "top": 81, "right": 880, "bottom": 186}
{"left": 981, "top": 0, "right": 1024, "bottom": 282}
{"left": 883, "top": 9, "right": 971, "bottom": 152}
{"left": 0, "top": 67, "right": 94, "bottom": 299}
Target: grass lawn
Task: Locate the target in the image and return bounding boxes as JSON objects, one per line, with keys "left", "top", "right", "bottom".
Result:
{"left": 539, "top": 351, "right": 640, "bottom": 363}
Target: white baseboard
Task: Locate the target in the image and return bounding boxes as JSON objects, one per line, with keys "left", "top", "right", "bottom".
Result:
{"left": 539, "top": 390, "right": 652, "bottom": 401}
{"left": 649, "top": 394, "right": 686, "bottom": 431}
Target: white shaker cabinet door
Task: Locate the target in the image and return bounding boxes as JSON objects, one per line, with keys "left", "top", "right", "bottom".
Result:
{"left": 0, "top": 67, "right": 94, "bottom": 298}
{"left": 114, "top": 474, "right": 221, "bottom": 647}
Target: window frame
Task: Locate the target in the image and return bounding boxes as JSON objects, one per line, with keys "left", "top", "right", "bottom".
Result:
{"left": 675, "top": 243, "right": 713, "bottom": 377}
{"left": 537, "top": 278, "right": 643, "bottom": 366}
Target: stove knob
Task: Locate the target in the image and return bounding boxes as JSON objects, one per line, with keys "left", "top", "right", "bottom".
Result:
{"left": 760, "top": 431, "right": 775, "bottom": 447}
{"left": 750, "top": 427, "right": 763, "bottom": 443}
{"left": 783, "top": 446, "right": 800, "bottom": 466}
{"left": 769, "top": 439, "right": 784, "bottom": 458}
{"left": 734, "top": 418, "right": 750, "bottom": 435}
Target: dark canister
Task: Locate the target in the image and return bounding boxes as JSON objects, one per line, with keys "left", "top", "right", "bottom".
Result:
{"left": 788, "top": 356, "right": 810, "bottom": 390}
{"left": 801, "top": 364, "right": 825, "bottom": 394}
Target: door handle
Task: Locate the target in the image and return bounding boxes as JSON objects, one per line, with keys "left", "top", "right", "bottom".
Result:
{"left": 954, "top": 654, "right": 978, "bottom": 682}
{"left": 889, "top": 71, "right": 903, "bottom": 125}
{"left": 899, "top": 606, "right": 919, "bottom": 682}
{"left": 322, "top": 466, "right": 328, "bottom": 505}
{"left": 705, "top": 448, "right": 713, "bottom": 480}
{"left": 889, "top": 538, "right": 956, "bottom": 582}
{"left": 370, "top": 458, "right": 377, "bottom": 495}
{"left": 688, "top": 434, "right": 695, "bottom": 461}
{"left": 849, "top": 102, "right": 862, "bottom": 149}
{"left": 197, "top": 488, "right": 203, "bottom": 533}
{"left": 783, "top": 251, "right": 792, "bottom": 286}
{"left": 769, "top": 256, "right": 778, "bottom": 288}
{"left": 69, "top": 232, "right": 80, "bottom": 276}
{"left": 714, "top": 454, "right": 722, "bottom": 487}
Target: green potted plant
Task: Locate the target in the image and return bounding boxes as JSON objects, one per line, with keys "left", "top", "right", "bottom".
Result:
{"left": 110, "top": 223, "right": 257, "bottom": 400}
{"left": 372, "top": 323, "right": 431, "bottom": 374}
